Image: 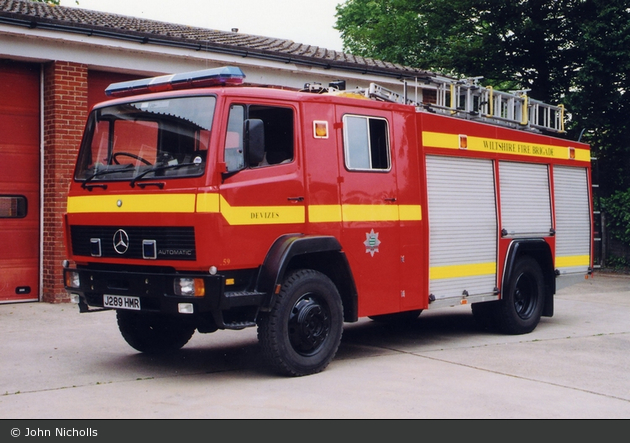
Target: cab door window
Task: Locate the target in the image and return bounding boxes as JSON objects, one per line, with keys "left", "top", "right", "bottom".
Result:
{"left": 224, "top": 105, "right": 245, "bottom": 172}
{"left": 223, "top": 104, "right": 294, "bottom": 172}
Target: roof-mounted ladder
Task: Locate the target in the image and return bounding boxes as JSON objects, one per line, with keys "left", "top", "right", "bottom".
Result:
{"left": 357, "top": 77, "right": 566, "bottom": 134}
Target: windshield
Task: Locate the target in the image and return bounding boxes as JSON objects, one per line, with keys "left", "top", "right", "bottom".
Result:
{"left": 75, "top": 95, "right": 216, "bottom": 184}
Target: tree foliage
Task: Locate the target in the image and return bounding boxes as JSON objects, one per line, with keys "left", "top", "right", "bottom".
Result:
{"left": 335, "top": 0, "right": 630, "bottom": 198}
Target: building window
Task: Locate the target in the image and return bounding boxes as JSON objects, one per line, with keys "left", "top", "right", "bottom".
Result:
{"left": 0, "top": 195, "right": 27, "bottom": 218}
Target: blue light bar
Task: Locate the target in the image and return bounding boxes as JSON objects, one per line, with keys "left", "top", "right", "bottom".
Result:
{"left": 105, "top": 66, "right": 246, "bottom": 97}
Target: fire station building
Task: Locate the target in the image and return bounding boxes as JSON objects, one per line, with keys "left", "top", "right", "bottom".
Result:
{"left": 0, "top": 0, "right": 431, "bottom": 304}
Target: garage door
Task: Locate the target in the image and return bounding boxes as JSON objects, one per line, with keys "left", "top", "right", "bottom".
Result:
{"left": 88, "top": 70, "right": 141, "bottom": 110}
{"left": 0, "top": 61, "right": 40, "bottom": 303}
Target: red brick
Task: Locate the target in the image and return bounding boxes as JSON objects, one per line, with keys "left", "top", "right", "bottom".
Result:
{"left": 42, "top": 61, "right": 88, "bottom": 303}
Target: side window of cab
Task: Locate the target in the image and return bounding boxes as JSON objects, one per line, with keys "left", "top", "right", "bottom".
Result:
{"left": 342, "top": 114, "right": 391, "bottom": 171}
{"left": 223, "top": 104, "right": 294, "bottom": 173}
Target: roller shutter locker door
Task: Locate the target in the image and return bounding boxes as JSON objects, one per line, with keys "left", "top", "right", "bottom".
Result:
{"left": 554, "top": 166, "right": 591, "bottom": 274}
{"left": 426, "top": 156, "right": 498, "bottom": 301}
{"left": 499, "top": 161, "right": 552, "bottom": 237}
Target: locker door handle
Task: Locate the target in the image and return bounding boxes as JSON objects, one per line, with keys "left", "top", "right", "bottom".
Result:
{"left": 384, "top": 197, "right": 397, "bottom": 203}
{"left": 288, "top": 196, "right": 305, "bottom": 202}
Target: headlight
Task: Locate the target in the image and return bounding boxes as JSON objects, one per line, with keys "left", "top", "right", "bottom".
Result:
{"left": 174, "top": 278, "right": 205, "bottom": 296}
{"left": 65, "top": 271, "right": 81, "bottom": 289}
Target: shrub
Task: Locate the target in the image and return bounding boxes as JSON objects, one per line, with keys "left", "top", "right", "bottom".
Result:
{"left": 601, "top": 188, "right": 630, "bottom": 245}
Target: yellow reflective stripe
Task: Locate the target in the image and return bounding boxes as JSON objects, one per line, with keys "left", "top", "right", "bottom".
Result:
{"left": 430, "top": 262, "right": 497, "bottom": 280}
{"left": 423, "top": 131, "right": 591, "bottom": 162}
{"left": 69, "top": 193, "right": 423, "bottom": 225}
{"left": 309, "top": 204, "right": 422, "bottom": 223}
{"left": 556, "top": 255, "right": 590, "bottom": 268}
{"left": 195, "top": 194, "right": 306, "bottom": 225}
{"left": 67, "top": 194, "right": 196, "bottom": 213}
{"left": 218, "top": 195, "right": 305, "bottom": 225}
{"left": 399, "top": 205, "right": 423, "bottom": 221}
{"left": 309, "top": 205, "right": 342, "bottom": 223}
{"left": 195, "top": 193, "right": 220, "bottom": 213}
{"left": 342, "top": 204, "right": 400, "bottom": 222}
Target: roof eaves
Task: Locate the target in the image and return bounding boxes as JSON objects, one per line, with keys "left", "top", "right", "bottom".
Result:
{"left": 0, "top": 0, "right": 438, "bottom": 80}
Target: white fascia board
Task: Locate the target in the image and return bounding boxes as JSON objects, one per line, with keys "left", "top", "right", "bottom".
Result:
{"left": 0, "top": 25, "right": 408, "bottom": 91}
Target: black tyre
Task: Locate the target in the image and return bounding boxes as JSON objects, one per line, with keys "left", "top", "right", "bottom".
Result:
{"left": 495, "top": 256, "right": 545, "bottom": 335}
{"left": 257, "top": 269, "right": 344, "bottom": 377}
{"left": 116, "top": 310, "right": 195, "bottom": 354}
{"left": 368, "top": 309, "right": 422, "bottom": 325}
{"left": 471, "top": 301, "right": 499, "bottom": 331}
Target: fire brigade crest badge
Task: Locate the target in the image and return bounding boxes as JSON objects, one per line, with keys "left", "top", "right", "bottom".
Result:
{"left": 364, "top": 229, "right": 381, "bottom": 257}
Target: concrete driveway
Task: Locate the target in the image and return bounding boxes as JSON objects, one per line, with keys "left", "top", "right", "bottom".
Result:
{"left": 1, "top": 271, "right": 629, "bottom": 419}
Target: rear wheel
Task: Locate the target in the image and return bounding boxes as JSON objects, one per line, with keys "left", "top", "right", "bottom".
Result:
{"left": 471, "top": 301, "right": 499, "bottom": 331}
{"left": 495, "top": 256, "right": 545, "bottom": 334}
{"left": 116, "top": 310, "right": 195, "bottom": 354}
{"left": 257, "top": 269, "right": 344, "bottom": 377}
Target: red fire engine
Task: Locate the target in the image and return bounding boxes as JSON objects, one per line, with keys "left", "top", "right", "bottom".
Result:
{"left": 63, "top": 66, "right": 593, "bottom": 376}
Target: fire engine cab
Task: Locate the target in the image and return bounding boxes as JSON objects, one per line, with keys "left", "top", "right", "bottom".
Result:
{"left": 63, "top": 66, "right": 593, "bottom": 376}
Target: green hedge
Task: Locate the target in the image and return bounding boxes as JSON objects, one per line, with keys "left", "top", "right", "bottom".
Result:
{"left": 601, "top": 188, "right": 630, "bottom": 245}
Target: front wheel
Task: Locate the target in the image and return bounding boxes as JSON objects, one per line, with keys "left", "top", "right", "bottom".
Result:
{"left": 495, "top": 256, "right": 545, "bottom": 335}
{"left": 257, "top": 269, "right": 344, "bottom": 377}
{"left": 116, "top": 310, "right": 195, "bottom": 354}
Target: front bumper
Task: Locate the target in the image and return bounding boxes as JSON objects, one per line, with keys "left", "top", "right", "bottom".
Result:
{"left": 63, "top": 266, "right": 266, "bottom": 330}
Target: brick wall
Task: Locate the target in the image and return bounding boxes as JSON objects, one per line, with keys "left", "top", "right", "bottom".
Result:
{"left": 42, "top": 61, "right": 88, "bottom": 303}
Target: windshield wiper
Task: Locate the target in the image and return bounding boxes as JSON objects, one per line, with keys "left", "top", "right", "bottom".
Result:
{"left": 129, "top": 162, "right": 199, "bottom": 188}
{"left": 81, "top": 164, "right": 134, "bottom": 190}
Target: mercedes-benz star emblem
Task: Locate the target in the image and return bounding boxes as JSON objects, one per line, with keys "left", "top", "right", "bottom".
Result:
{"left": 113, "top": 229, "right": 130, "bottom": 255}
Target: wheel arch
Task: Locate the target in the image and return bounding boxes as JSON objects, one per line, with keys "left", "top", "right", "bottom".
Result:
{"left": 502, "top": 239, "right": 555, "bottom": 317}
{"left": 256, "top": 234, "right": 358, "bottom": 322}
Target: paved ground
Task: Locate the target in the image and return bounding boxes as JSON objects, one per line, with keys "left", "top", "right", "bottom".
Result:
{"left": 0, "top": 271, "right": 629, "bottom": 419}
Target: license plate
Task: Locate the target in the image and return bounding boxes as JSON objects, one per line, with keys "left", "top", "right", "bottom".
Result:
{"left": 103, "top": 294, "right": 141, "bottom": 310}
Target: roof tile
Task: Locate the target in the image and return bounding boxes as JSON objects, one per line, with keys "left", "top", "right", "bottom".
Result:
{"left": 0, "top": 0, "right": 435, "bottom": 79}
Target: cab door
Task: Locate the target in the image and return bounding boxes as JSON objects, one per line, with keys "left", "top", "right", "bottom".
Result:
{"left": 335, "top": 105, "right": 400, "bottom": 317}
{"left": 217, "top": 101, "right": 305, "bottom": 270}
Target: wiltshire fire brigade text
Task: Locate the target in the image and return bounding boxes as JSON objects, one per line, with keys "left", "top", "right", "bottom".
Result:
{"left": 483, "top": 140, "right": 555, "bottom": 156}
